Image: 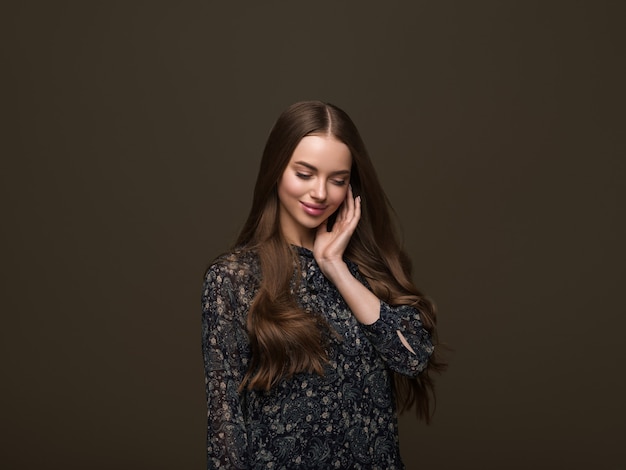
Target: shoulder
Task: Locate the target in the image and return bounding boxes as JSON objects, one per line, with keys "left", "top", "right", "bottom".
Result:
{"left": 204, "top": 247, "right": 261, "bottom": 287}
{"left": 202, "top": 248, "right": 260, "bottom": 319}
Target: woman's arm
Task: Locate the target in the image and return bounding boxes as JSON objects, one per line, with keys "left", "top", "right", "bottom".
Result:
{"left": 317, "top": 259, "right": 380, "bottom": 325}
{"left": 359, "top": 300, "right": 434, "bottom": 377}
{"left": 314, "top": 187, "right": 380, "bottom": 323}
{"left": 201, "top": 261, "right": 251, "bottom": 469}
{"left": 314, "top": 187, "right": 433, "bottom": 377}
{"left": 320, "top": 259, "right": 434, "bottom": 377}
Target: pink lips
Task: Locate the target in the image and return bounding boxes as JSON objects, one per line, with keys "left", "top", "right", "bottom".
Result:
{"left": 300, "top": 202, "right": 327, "bottom": 217}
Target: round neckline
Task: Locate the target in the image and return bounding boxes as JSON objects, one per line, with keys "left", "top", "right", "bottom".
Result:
{"left": 290, "top": 244, "right": 358, "bottom": 273}
{"left": 291, "top": 244, "right": 314, "bottom": 258}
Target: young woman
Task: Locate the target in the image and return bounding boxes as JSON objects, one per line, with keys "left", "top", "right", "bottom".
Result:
{"left": 202, "top": 101, "right": 444, "bottom": 469}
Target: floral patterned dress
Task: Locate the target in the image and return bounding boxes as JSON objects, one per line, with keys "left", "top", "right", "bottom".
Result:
{"left": 201, "top": 245, "right": 433, "bottom": 469}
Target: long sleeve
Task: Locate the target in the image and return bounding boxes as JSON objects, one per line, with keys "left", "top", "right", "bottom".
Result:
{"left": 201, "top": 260, "right": 253, "bottom": 469}
{"left": 335, "top": 259, "right": 434, "bottom": 378}
{"left": 359, "top": 301, "right": 434, "bottom": 377}
{"left": 199, "top": 246, "right": 416, "bottom": 469}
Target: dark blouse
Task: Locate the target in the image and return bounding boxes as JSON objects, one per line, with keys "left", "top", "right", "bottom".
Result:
{"left": 201, "top": 246, "right": 433, "bottom": 469}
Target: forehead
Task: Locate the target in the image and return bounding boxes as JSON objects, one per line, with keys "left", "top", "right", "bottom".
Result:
{"left": 289, "top": 135, "right": 352, "bottom": 170}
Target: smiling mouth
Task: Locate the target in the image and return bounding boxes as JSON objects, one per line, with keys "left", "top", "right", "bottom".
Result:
{"left": 300, "top": 202, "right": 327, "bottom": 216}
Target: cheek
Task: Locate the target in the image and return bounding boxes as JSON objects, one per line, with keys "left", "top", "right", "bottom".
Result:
{"left": 278, "top": 174, "right": 306, "bottom": 203}
{"left": 329, "top": 186, "right": 348, "bottom": 207}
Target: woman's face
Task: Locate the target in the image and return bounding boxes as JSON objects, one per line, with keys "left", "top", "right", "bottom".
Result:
{"left": 277, "top": 134, "right": 352, "bottom": 247}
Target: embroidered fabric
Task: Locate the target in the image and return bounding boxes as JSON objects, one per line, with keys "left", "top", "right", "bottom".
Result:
{"left": 201, "top": 246, "right": 433, "bottom": 469}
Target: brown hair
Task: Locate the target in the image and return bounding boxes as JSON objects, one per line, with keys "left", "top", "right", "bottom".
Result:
{"left": 235, "top": 100, "right": 446, "bottom": 422}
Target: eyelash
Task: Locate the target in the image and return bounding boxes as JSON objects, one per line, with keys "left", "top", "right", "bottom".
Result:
{"left": 296, "top": 173, "right": 346, "bottom": 186}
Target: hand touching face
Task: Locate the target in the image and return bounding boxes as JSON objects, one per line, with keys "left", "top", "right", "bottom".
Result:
{"left": 277, "top": 135, "right": 352, "bottom": 248}
{"left": 313, "top": 184, "right": 361, "bottom": 268}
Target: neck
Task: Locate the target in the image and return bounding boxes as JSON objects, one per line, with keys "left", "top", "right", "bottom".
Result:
{"left": 282, "top": 233, "right": 315, "bottom": 251}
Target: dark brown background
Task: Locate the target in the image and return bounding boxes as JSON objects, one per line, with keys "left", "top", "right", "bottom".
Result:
{"left": 2, "top": 1, "right": 625, "bottom": 469}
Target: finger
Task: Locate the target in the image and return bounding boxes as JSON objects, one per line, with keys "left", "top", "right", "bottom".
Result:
{"left": 334, "top": 186, "right": 357, "bottom": 229}
{"left": 354, "top": 195, "right": 362, "bottom": 224}
{"left": 343, "top": 197, "right": 359, "bottom": 232}
{"left": 344, "top": 185, "right": 355, "bottom": 219}
{"left": 341, "top": 195, "right": 360, "bottom": 232}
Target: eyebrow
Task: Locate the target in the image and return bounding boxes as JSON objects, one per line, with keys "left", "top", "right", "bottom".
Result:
{"left": 293, "top": 161, "right": 351, "bottom": 176}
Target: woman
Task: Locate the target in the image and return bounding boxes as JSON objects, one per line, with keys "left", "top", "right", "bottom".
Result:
{"left": 202, "top": 101, "right": 444, "bottom": 469}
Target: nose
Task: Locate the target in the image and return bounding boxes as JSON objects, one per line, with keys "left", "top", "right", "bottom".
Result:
{"left": 310, "top": 179, "right": 327, "bottom": 201}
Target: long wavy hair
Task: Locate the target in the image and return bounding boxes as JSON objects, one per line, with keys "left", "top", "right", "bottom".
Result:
{"left": 235, "top": 100, "right": 446, "bottom": 422}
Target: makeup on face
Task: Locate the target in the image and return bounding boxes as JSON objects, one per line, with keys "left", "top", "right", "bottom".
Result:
{"left": 277, "top": 135, "right": 352, "bottom": 246}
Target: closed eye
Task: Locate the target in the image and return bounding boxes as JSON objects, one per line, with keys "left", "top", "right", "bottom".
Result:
{"left": 296, "top": 172, "right": 312, "bottom": 180}
{"left": 331, "top": 179, "right": 347, "bottom": 186}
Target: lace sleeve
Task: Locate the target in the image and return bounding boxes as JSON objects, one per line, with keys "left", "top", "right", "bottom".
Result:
{"left": 348, "top": 264, "right": 434, "bottom": 377}
{"left": 201, "top": 260, "right": 253, "bottom": 469}
{"left": 360, "top": 301, "right": 434, "bottom": 377}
